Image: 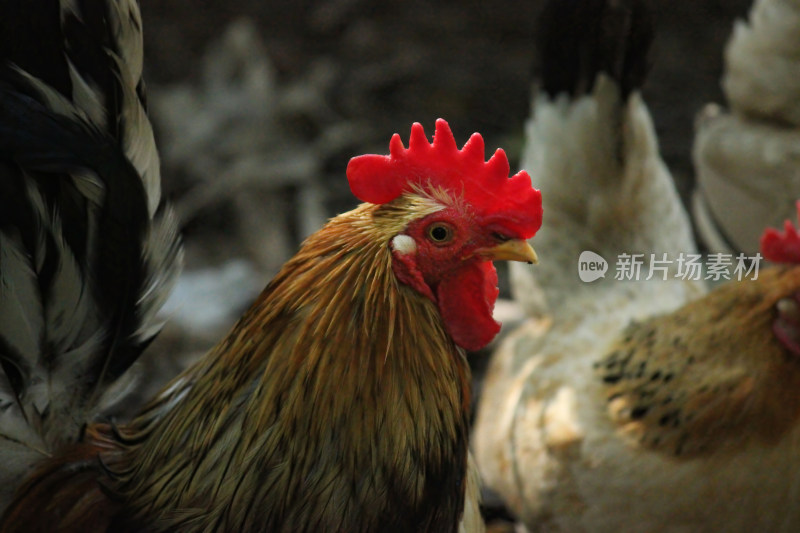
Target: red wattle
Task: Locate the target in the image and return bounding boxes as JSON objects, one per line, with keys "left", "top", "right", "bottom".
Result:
{"left": 436, "top": 261, "right": 500, "bottom": 351}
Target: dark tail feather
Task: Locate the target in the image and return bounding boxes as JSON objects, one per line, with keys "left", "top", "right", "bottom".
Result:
{"left": 535, "top": 0, "right": 654, "bottom": 99}
{"left": 0, "top": 77, "right": 150, "bottom": 383}
{"left": 0, "top": 1, "right": 181, "bottom": 505}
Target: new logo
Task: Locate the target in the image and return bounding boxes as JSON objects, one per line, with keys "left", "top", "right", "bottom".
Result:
{"left": 578, "top": 251, "right": 608, "bottom": 282}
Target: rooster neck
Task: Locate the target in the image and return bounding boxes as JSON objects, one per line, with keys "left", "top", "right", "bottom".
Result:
{"left": 109, "top": 203, "right": 472, "bottom": 532}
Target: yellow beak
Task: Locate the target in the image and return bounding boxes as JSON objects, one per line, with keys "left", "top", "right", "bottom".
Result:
{"left": 473, "top": 239, "right": 538, "bottom": 264}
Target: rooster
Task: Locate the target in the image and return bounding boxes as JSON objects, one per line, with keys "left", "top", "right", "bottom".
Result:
{"left": 474, "top": 1, "right": 800, "bottom": 531}
{"left": 0, "top": 2, "right": 543, "bottom": 532}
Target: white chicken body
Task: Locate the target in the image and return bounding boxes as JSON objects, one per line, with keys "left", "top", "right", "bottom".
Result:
{"left": 510, "top": 77, "right": 701, "bottom": 319}
{"left": 475, "top": 2, "right": 800, "bottom": 531}
{"left": 471, "top": 1, "right": 761, "bottom": 530}
{"left": 475, "top": 79, "right": 710, "bottom": 532}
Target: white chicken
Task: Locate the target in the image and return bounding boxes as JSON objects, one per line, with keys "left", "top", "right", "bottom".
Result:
{"left": 693, "top": 0, "right": 800, "bottom": 254}
{"left": 474, "top": 0, "right": 800, "bottom": 531}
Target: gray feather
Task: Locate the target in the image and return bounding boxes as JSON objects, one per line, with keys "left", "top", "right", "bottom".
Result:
{"left": 0, "top": 232, "right": 43, "bottom": 363}
{"left": 113, "top": 51, "right": 162, "bottom": 215}
{"left": 137, "top": 207, "right": 183, "bottom": 342}
{"left": 67, "top": 59, "right": 108, "bottom": 129}
{"left": 0, "top": 0, "right": 183, "bottom": 507}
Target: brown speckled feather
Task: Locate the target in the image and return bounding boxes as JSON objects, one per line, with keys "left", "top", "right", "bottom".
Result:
{"left": 596, "top": 266, "right": 800, "bottom": 457}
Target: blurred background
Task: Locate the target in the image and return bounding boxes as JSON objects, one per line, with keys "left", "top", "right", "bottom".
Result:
{"left": 131, "top": 0, "right": 752, "bottom": 403}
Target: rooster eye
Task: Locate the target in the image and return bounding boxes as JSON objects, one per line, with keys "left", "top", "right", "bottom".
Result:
{"left": 427, "top": 222, "right": 454, "bottom": 244}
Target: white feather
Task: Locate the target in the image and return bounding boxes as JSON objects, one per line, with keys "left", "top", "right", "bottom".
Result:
{"left": 693, "top": 0, "right": 800, "bottom": 253}
{"left": 510, "top": 75, "right": 698, "bottom": 316}
{"left": 476, "top": 68, "right": 707, "bottom": 532}
{"left": 724, "top": 0, "right": 800, "bottom": 125}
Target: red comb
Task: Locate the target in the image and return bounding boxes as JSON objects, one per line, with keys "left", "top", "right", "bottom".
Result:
{"left": 760, "top": 200, "right": 800, "bottom": 263}
{"left": 346, "top": 119, "right": 543, "bottom": 239}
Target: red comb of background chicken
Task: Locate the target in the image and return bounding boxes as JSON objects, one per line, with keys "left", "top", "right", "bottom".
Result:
{"left": 761, "top": 200, "right": 800, "bottom": 263}
{"left": 347, "top": 119, "right": 543, "bottom": 239}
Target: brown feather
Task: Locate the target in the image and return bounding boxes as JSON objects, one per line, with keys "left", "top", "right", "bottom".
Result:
{"left": 2, "top": 196, "right": 473, "bottom": 532}
{"left": 0, "top": 424, "right": 124, "bottom": 533}
{"left": 596, "top": 265, "right": 800, "bottom": 457}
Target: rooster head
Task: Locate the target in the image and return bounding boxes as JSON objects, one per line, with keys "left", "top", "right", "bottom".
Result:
{"left": 347, "top": 119, "right": 542, "bottom": 351}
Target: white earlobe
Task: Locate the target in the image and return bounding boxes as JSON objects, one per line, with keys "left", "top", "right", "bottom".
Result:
{"left": 391, "top": 234, "right": 417, "bottom": 255}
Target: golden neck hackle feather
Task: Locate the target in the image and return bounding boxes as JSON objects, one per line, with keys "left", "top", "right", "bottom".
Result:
{"left": 104, "top": 196, "right": 472, "bottom": 532}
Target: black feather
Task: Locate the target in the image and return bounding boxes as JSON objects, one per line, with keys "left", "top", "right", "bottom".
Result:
{"left": 0, "top": 339, "right": 27, "bottom": 403}
{"left": 0, "top": 0, "right": 72, "bottom": 98}
{"left": 0, "top": 161, "right": 38, "bottom": 253}
{"left": 535, "top": 0, "right": 654, "bottom": 99}
{"left": 0, "top": 80, "right": 151, "bottom": 385}
{"left": 61, "top": 0, "right": 122, "bottom": 137}
{"left": 0, "top": 3, "right": 181, "bottom": 508}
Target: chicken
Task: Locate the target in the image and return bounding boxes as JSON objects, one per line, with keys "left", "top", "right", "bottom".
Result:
{"left": 693, "top": 0, "right": 800, "bottom": 255}
{"left": 0, "top": 3, "right": 544, "bottom": 531}
{"left": 474, "top": 1, "right": 800, "bottom": 531}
